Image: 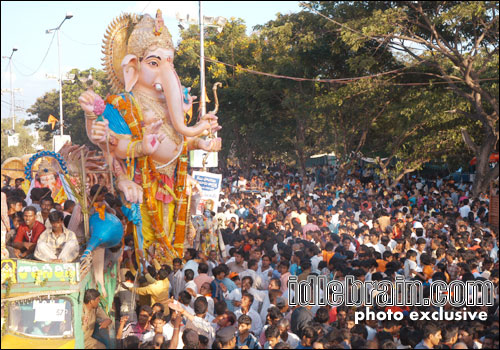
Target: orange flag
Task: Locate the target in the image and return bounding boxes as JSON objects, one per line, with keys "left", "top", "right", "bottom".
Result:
{"left": 48, "top": 114, "right": 58, "bottom": 130}
{"left": 186, "top": 104, "right": 193, "bottom": 122}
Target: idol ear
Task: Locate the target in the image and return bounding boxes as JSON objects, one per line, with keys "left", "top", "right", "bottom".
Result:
{"left": 121, "top": 54, "right": 140, "bottom": 92}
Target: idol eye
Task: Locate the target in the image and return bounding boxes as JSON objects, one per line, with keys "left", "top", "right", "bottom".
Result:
{"left": 149, "top": 61, "right": 159, "bottom": 67}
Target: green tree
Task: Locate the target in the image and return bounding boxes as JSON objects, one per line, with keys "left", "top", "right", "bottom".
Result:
{"left": 26, "top": 68, "right": 112, "bottom": 147}
{"left": 175, "top": 19, "right": 288, "bottom": 176}
{"left": 1, "top": 119, "right": 51, "bottom": 164}
{"left": 314, "top": 79, "right": 394, "bottom": 184}
{"left": 309, "top": 1, "right": 499, "bottom": 195}
{"left": 367, "top": 84, "right": 474, "bottom": 186}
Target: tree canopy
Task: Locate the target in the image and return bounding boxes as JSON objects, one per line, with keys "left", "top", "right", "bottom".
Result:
{"left": 21, "top": 1, "right": 499, "bottom": 193}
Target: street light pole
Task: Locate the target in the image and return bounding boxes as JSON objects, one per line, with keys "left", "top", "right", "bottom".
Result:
{"left": 178, "top": 4, "right": 226, "bottom": 168}
{"left": 199, "top": 0, "right": 206, "bottom": 116}
{"left": 2, "top": 48, "right": 18, "bottom": 130}
{"left": 46, "top": 12, "right": 73, "bottom": 137}
{"left": 56, "top": 28, "right": 63, "bottom": 136}
{"left": 9, "top": 48, "right": 17, "bottom": 130}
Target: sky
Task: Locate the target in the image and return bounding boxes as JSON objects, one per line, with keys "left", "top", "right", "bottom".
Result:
{"left": 1, "top": 1, "right": 303, "bottom": 126}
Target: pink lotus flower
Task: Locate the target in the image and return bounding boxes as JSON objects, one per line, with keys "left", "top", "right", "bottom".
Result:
{"left": 93, "top": 95, "right": 106, "bottom": 115}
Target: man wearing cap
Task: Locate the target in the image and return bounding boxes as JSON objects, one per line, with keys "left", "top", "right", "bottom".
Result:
{"left": 215, "top": 325, "right": 238, "bottom": 349}
{"left": 470, "top": 238, "right": 482, "bottom": 250}
{"left": 411, "top": 221, "right": 425, "bottom": 239}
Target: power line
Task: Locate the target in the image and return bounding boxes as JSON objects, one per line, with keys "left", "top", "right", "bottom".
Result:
{"left": 12, "top": 31, "right": 57, "bottom": 77}
{"left": 61, "top": 30, "right": 100, "bottom": 46}
{"left": 10, "top": 59, "right": 36, "bottom": 73}
{"left": 203, "top": 56, "right": 497, "bottom": 86}
{"left": 141, "top": 1, "right": 152, "bottom": 13}
{"left": 203, "top": 56, "right": 410, "bottom": 84}
{"left": 1, "top": 99, "right": 27, "bottom": 111}
{"left": 201, "top": 57, "right": 416, "bottom": 84}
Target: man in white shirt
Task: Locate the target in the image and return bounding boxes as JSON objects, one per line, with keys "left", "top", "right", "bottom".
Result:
{"left": 169, "top": 258, "right": 185, "bottom": 299}
{"left": 309, "top": 246, "right": 323, "bottom": 274}
{"left": 257, "top": 254, "right": 274, "bottom": 288}
{"left": 182, "top": 249, "right": 199, "bottom": 278}
{"left": 224, "top": 276, "right": 266, "bottom": 314}
{"left": 277, "top": 318, "right": 300, "bottom": 348}
{"left": 239, "top": 260, "right": 266, "bottom": 290}
{"left": 193, "top": 282, "right": 215, "bottom": 316}
{"left": 459, "top": 199, "right": 471, "bottom": 218}
{"left": 365, "top": 232, "right": 385, "bottom": 255}
{"left": 404, "top": 250, "right": 418, "bottom": 280}
{"left": 184, "top": 268, "right": 198, "bottom": 306}
{"left": 234, "top": 292, "right": 263, "bottom": 336}
{"left": 176, "top": 297, "right": 216, "bottom": 348}
{"left": 142, "top": 310, "right": 185, "bottom": 348}
{"left": 224, "top": 206, "right": 239, "bottom": 225}
{"left": 237, "top": 177, "right": 247, "bottom": 192}
{"left": 179, "top": 291, "right": 195, "bottom": 316}
{"left": 34, "top": 211, "right": 79, "bottom": 263}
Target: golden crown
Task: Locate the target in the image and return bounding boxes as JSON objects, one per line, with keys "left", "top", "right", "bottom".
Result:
{"left": 102, "top": 11, "right": 174, "bottom": 93}
{"left": 37, "top": 159, "right": 57, "bottom": 177}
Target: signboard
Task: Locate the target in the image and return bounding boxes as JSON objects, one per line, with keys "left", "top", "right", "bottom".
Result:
{"left": 53, "top": 135, "right": 71, "bottom": 153}
{"left": 7, "top": 133, "right": 19, "bottom": 147}
{"left": 190, "top": 149, "right": 218, "bottom": 168}
{"left": 34, "top": 300, "right": 66, "bottom": 322}
{"left": 1, "top": 259, "right": 81, "bottom": 284}
{"left": 192, "top": 171, "right": 222, "bottom": 215}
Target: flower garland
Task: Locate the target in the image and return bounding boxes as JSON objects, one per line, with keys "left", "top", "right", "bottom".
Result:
{"left": 173, "top": 141, "right": 189, "bottom": 257}
{"left": 106, "top": 94, "right": 177, "bottom": 256}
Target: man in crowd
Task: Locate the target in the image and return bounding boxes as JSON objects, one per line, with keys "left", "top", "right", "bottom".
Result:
{"left": 2, "top": 160, "right": 499, "bottom": 350}
{"left": 34, "top": 210, "right": 79, "bottom": 262}
{"left": 82, "top": 289, "right": 112, "bottom": 349}
{"left": 12, "top": 206, "right": 45, "bottom": 258}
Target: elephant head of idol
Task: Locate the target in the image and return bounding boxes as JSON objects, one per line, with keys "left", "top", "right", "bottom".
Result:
{"left": 102, "top": 10, "right": 204, "bottom": 137}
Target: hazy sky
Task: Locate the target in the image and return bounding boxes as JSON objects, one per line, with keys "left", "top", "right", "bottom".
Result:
{"left": 1, "top": 1, "right": 302, "bottom": 123}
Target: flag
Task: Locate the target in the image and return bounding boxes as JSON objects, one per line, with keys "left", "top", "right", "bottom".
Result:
{"left": 48, "top": 114, "right": 58, "bottom": 130}
{"left": 204, "top": 89, "right": 211, "bottom": 103}
{"left": 185, "top": 104, "right": 193, "bottom": 124}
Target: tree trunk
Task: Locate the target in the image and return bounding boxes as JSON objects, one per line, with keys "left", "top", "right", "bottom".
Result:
{"left": 463, "top": 129, "right": 499, "bottom": 197}
{"left": 242, "top": 151, "right": 253, "bottom": 179}
{"left": 295, "top": 115, "right": 307, "bottom": 180}
{"left": 376, "top": 158, "right": 391, "bottom": 187}
{"left": 472, "top": 134, "right": 499, "bottom": 197}
{"left": 335, "top": 161, "right": 349, "bottom": 185}
{"left": 391, "top": 170, "right": 413, "bottom": 189}
{"left": 295, "top": 149, "right": 306, "bottom": 180}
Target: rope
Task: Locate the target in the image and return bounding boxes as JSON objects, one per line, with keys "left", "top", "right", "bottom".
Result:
{"left": 203, "top": 56, "right": 407, "bottom": 83}
{"left": 203, "top": 56, "right": 497, "bottom": 86}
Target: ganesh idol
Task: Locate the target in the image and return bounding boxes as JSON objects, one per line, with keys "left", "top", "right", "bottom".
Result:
{"left": 34, "top": 159, "right": 66, "bottom": 204}
{"left": 78, "top": 10, "right": 221, "bottom": 262}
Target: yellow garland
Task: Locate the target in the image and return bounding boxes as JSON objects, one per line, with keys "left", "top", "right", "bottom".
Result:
{"left": 108, "top": 93, "right": 180, "bottom": 259}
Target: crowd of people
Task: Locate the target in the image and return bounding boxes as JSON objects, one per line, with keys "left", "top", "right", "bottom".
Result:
{"left": 1, "top": 161, "right": 499, "bottom": 349}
